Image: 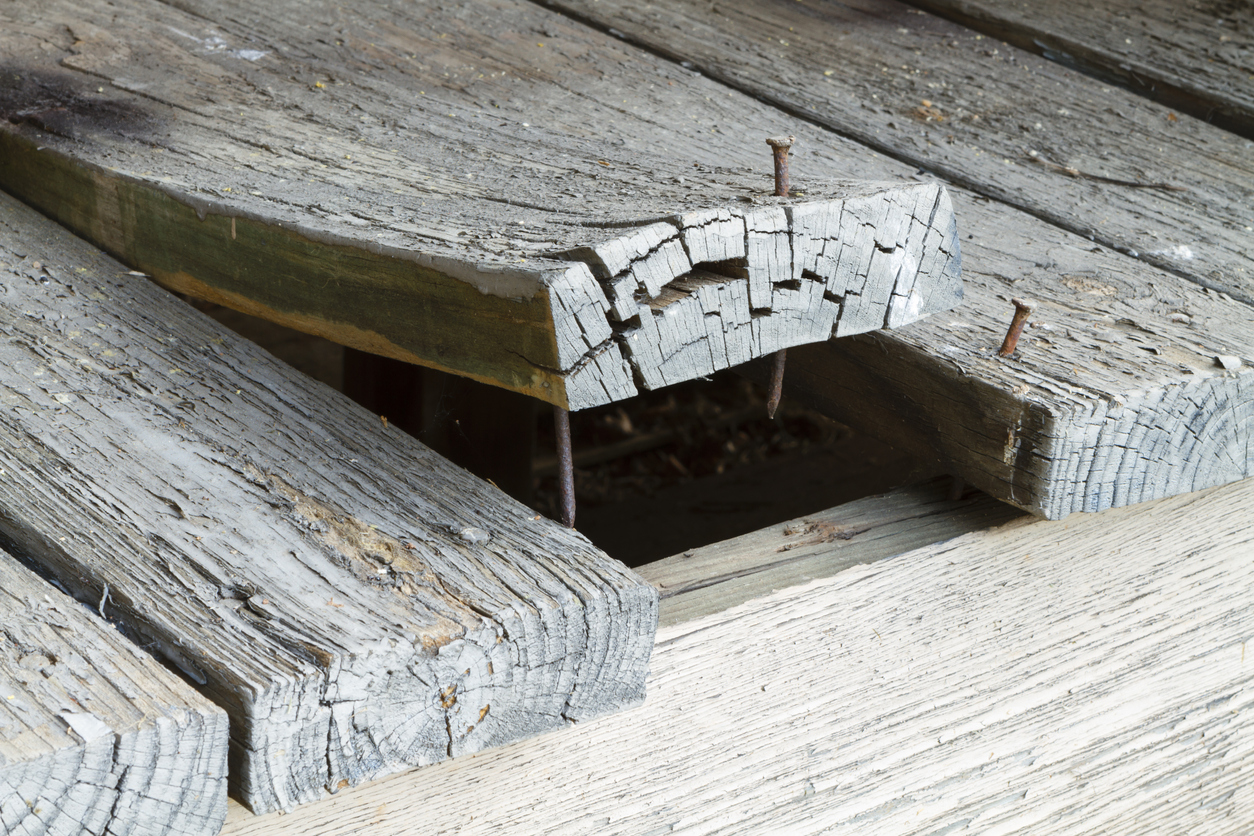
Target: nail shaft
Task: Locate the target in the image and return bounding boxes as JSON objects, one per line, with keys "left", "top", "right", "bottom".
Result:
{"left": 765, "top": 135, "right": 795, "bottom": 198}
{"left": 998, "top": 298, "right": 1033, "bottom": 357}
{"left": 766, "top": 348, "right": 787, "bottom": 419}
{"left": 553, "top": 404, "right": 576, "bottom": 528}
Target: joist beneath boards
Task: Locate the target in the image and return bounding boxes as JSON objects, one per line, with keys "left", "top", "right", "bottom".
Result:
{"left": 220, "top": 477, "right": 1254, "bottom": 836}
{"left": 0, "top": 189, "right": 657, "bottom": 815}
{"left": 0, "top": 0, "right": 962, "bottom": 411}
{"left": 0, "top": 549, "right": 229, "bottom": 836}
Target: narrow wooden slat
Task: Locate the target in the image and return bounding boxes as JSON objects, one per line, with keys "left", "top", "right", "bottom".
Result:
{"left": 908, "top": 0, "right": 1254, "bottom": 140}
{"left": 541, "top": 0, "right": 1254, "bottom": 518}
{"left": 638, "top": 477, "right": 1023, "bottom": 626}
{"left": 0, "top": 0, "right": 962, "bottom": 410}
{"left": 549, "top": 0, "right": 1254, "bottom": 304}
{"left": 0, "top": 189, "right": 657, "bottom": 814}
{"left": 1, "top": 550, "right": 229, "bottom": 836}
{"left": 220, "top": 477, "right": 1254, "bottom": 836}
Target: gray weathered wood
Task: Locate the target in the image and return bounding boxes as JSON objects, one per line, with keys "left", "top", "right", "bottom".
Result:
{"left": 6, "top": 0, "right": 1251, "bottom": 519}
{"left": 746, "top": 201, "right": 1254, "bottom": 520}
{"left": 219, "top": 477, "right": 1254, "bottom": 835}
{"left": 0, "top": 189, "right": 657, "bottom": 814}
{"left": 908, "top": 0, "right": 1254, "bottom": 140}
{"left": 548, "top": 0, "right": 1254, "bottom": 304}
{"left": 0, "top": 0, "right": 961, "bottom": 411}
{"left": 639, "top": 478, "right": 1023, "bottom": 627}
{"left": 1, "top": 550, "right": 229, "bottom": 836}
{"left": 540, "top": 0, "right": 1254, "bottom": 518}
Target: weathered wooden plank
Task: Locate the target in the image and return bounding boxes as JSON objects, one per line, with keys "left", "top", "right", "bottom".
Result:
{"left": 0, "top": 0, "right": 961, "bottom": 411}
{"left": 0, "top": 190, "right": 657, "bottom": 814}
{"left": 548, "top": 0, "right": 1254, "bottom": 304}
{"left": 536, "top": 0, "right": 1254, "bottom": 518}
{"left": 6, "top": 1, "right": 1251, "bottom": 520}
{"left": 1, "top": 550, "right": 229, "bottom": 836}
{"left": 908, "top": 0, "right": 1254, "bottom": 140}
{"left": 744, "top": 199, "right": 1254, "bottom": 520}
{"left": 638, "top": 477, "right": 1024, "bottom": 627}
{"left": 220, "top": 477, "right": 1254, "bottom": 835}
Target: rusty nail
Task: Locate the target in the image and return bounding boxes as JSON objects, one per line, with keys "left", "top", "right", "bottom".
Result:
{"left": 766, "top": 348, "right": 787, "bottom": 419}
{"left": 765, "top": 135, "right": 795, "bottom": 198}
{"left": 553, "top": 404, "right": 576, "bottom": 528}
{"left": 997, "top": 298, "right": 1033, "bottom": 357}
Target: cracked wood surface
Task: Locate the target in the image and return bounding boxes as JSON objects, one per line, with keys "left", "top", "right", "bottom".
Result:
{"left": 909, "top": 0, "right": 1254, "bottom": 140}
{"left": 221, "top": 477, "right": 1254, "bottom": 835}
{"left": 1, "top": 550, "right": 229, "bottom": 836}
{"left": 549, "top": 0, "right": 1254, "bottom": 305}
{"left": 0, "top": 0, "right": 961, "bottom": 411}
{"left": 0, "top": 189, "right": 657, "bottom": 814}
{"left": 542, "top": 0, "right": 1254, "bottom": 518}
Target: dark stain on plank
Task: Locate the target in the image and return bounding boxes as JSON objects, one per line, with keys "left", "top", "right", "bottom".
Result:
{"left": 0, "top": 66, "right": 156, "bottom": 142}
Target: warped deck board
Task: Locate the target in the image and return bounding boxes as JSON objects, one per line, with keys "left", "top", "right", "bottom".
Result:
{"left": 538, "top": 0, "right": 1254, "bottom": 518}
{"left": 909, "top": 0, "right": 1254, "bottom": 140}
{"left": 1, "top": 551, "right": 229, "bottom": 836}
{"left": 0, "top": 190, "right": 657, "bottom": 814}
{"left": 550, "top": 0, "right": 1254, "bottom": 304}
{"left": 220, "top": 477, "right": 1254, "bottom": 836}
{"left": 0, "top": 0, "right": 962, "bottom": 410}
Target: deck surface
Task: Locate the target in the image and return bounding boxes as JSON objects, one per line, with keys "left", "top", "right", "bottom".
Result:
{"left": 552, "top": 0, "right": 1254, "bottom": 519}
{"left": 3, "top": 0, "right": 1253, "bottom": 832}
{"left": 221, "top": 477, "right": 1254, "bottom": 835}
{"left": 910, "top": 0, "right": 1254, "bottom": 139}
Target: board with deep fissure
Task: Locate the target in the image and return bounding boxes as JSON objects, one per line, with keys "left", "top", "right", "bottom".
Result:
{"left": 542, "top": 0, "right": 1254, "bottom": 519}
{"left": 0, "top": 188, "right": 657, "bottom": 815}
{"left": 0, "top": 0, "right": 963, "bottom": 412}
{"left": 5, "top": 0, "right": 1252, "bottom": 519}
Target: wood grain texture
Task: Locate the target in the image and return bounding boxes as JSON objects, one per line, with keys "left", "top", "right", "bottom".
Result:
{"left": 908, "top": 0, "right": 1254, "bottom": 140}
{"left": 0, "top": 0, "right": 961, "bottom": 410}
{"left": 1, "top": 550, "right": 229, "bottom": 836}
{"left": 0, "top": 189, "right": 657, "bottom": 814}
{"left": 548, "top": 0, "right": 1254, "bottom": 304}
{"left": 220, "top": 477, "right": 1254, "bottom": 836}
{"left": 540, "top": 0, "right": 1254, "bottom": 518}
{"left": 5, "top": 0, "right": 1250, "bottom": 517}
{"left": 747, "top": 197, "right": 1254, "bottom": 519}
{"left": 638, "top": 477, "right": 1024, "bottom": 627}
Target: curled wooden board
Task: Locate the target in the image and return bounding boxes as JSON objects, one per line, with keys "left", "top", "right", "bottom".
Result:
{"left": 549, "top": 0, "right": 1254, "bottom": 305}
{"left": 0, "top": 189, "right": 658, "bottom": 813}
{"left": 0, "top": 0, "right": 962, "bottom": 411}
{"left": 0, "top": 550, "right": 230, "bottom": 836}
{"left": 535, "top": 0, "right": 1254, "bottom": 519}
